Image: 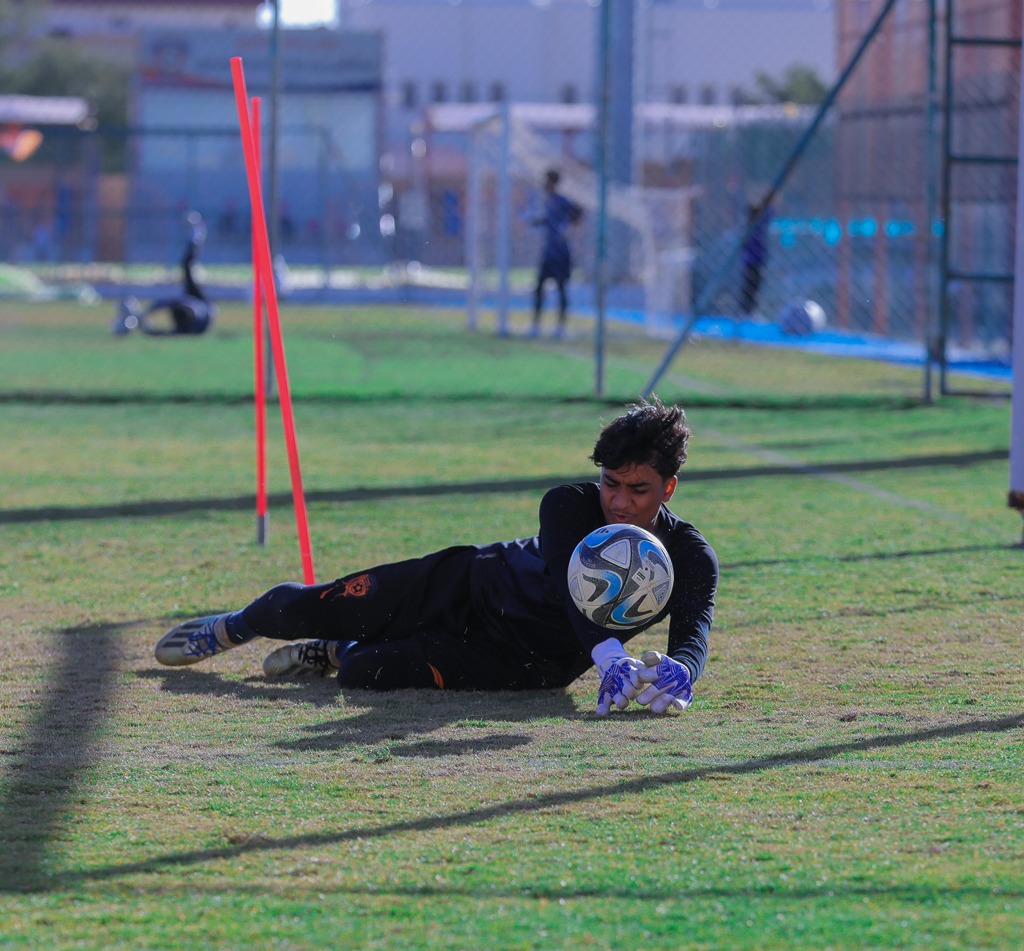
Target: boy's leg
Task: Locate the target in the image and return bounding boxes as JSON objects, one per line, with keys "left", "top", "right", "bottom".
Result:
{"left": 263, "top": 637, "right": 441, "bottom": 686}
{"left": 240, "top": 545, "right": 479, "bottom": 643}
{"left": 532, "top": 273, "right": 545, "bottom": 333}
{"left": 136, "top": 301, "right": 179, "bottom": 336}
{"left": 182, "top": 243, "right": 204, "bottom": 300}
{"left": 338, "top": 624, "right": 559, "bottom": 690}
{"left": 267, "top": 627, "right": 551, "bottom": 690}
{"left": 555, "top": 279, "right": 568, "bottom": 335}
{"left": 156, "top": 545, "right": 480, "bottom": 667}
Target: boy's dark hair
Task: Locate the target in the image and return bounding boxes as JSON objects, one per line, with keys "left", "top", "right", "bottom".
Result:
{"left": 590, "top": 397, "right": 690, "bottom": 480}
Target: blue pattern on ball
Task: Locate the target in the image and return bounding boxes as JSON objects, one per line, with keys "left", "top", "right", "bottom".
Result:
{"left": 567, "top": 524, "right": 674, "bottom": 631}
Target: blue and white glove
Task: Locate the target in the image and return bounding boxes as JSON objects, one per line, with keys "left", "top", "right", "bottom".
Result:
{"left": 636, "top": 651, "right": 693, "bottom": 714}
{"left": 592, "top": 638, "right": 643, "bottom": 716}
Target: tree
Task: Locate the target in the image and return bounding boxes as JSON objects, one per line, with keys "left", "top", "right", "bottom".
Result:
{"left": 738, "top": 63, "right": 828, "bottom": 107}
{"left": 1, "top": 36, "right": 129, "bottom": 170}
{"left": 0, "top": 0, "right": 45, "bottom": 70}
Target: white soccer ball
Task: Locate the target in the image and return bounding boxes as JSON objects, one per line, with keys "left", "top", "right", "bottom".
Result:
{"left": 778, "top": 298, "right": 827, "bottom": 336}
{"left": 567, "top": 524, "right": 674, "bottom": 631}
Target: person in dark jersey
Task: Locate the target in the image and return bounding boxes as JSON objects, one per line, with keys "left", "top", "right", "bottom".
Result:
{"left": 154, "top": 398, "right": 718, "bottom": 715}
{"left": 738, "top": 200, "right": 772, "bottom": 316}
{"left": 531, "top": 168, "right": 582, "bottom": 339}
{"left": 112, "top": 212, "right": 215, "bottom": 337}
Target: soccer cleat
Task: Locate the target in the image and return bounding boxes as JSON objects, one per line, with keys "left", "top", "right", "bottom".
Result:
{"left": 155, "top": 614, "right": 236, "bottom": 667}
{"left": 263, "top": 640, "right": 336, "bottom": 679}
{"left": 111, "top": 298, "right": 140, "bottom": 335}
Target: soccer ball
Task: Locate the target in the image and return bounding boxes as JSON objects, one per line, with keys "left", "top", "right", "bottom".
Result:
{"left": 778, "top": 298, "right": 827, "bottom": 336}
{"left": 567, "top": 524, "right": 674, "bottom": 631}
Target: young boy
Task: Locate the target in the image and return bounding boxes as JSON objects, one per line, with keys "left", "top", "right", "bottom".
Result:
{"left": 112, "top": 212, "right": 215, "bottom": 337}
{"left": 155, "top": 398, "right": 718, "bottom": 715}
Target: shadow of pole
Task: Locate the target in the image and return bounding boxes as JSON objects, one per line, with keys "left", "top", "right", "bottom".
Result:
{"left": 0, "top": 448, "right": 1006, "bottom": 527}
{"left": 0, "top": 624, "right": 117, "bottom": 893}
{"left": 37, "top": 710, "right": 1024, "bottom": 890}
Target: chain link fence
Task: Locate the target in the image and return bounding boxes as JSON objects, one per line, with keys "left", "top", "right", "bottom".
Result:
{"left": 0, "top": 0, "right": 1019, "bottom": 379}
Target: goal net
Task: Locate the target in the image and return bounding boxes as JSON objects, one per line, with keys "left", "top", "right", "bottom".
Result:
{"left": 451, "top": 104, "right": 698, "bottom": 335}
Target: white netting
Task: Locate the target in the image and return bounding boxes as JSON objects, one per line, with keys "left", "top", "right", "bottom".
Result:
{"left": 454, "top": 105, "right": 699, "bottom": 333}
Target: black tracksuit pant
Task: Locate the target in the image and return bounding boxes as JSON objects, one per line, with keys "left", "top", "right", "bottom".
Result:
{"left": 238, "top": 546, "right": 568, "bottom": 691}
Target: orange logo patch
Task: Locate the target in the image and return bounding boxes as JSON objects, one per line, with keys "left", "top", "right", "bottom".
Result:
{"left": 339, "top": 573, "right": 375, "bottom": 597}
{"left": 320, "top": 573, "right": 376, "bottom": 600}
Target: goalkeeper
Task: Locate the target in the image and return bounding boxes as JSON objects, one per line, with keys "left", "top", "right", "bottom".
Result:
{"left": 154, "top": 398, "right": 718, "bottom": 715}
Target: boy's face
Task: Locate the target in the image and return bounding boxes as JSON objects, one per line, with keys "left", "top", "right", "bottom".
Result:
{"left": 598, "top": 463, "right": 677, "bottom": 531}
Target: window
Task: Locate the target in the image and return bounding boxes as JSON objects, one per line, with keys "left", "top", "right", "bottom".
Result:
{"left": 699, "top": 84, "right": 716, "bottom": 105}
{"left": 460, "top": 81, "right": 477, "bottom": 103}
{"left": 431, "top": 81, "right": 447, "bottom": 104}
{"left": 669, "top": 84, "right": 687, "bottom": 105}
{"left": 489, "top": 81, "right": 506, "bottom": 103}
{"left": 561, "top": 83, "right": 578, "bottom": 104}
{"left": 401, "top": 81, "right": 417, "bottom": 109}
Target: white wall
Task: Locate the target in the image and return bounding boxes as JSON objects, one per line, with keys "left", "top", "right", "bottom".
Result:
{"left": 44, "top": 0, "right": 836, "bottom": 156}
{"left": 335, "top": 0, "right": 835, "bottom": 147}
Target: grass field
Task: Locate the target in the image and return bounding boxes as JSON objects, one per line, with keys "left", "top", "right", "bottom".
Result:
{"left": 1, "top": 299, "right": 1022, "bottom": 948}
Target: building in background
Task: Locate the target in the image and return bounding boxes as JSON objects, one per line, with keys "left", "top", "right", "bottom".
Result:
{"left": 43, "top": 0, "right": 835, "bottom": 165}
{"left": 26, "top": 0, "right": 836, "bottom": 269}
{"left": 330, "top": 0, "right": 835, "bottom": 176}
{"left": 833, "top": 0, "right": 1021, "bottom": 353}
{"left": 127, "top": 28, "right": 382, "bottom": 265}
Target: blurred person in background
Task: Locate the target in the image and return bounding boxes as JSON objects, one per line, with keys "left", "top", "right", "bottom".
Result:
{"left": 531, "top": 169, "right": 582, "bottom": 338}
{"left": 112, "top": 212, "right": 215, "bottom": 337}
{"left": 738, "top": 199, "right": 772, "bottom": 317}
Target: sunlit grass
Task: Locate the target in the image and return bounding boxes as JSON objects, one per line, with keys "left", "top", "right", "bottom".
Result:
{"left": 1, "top": 301, "right": 1021, "bottom": 948}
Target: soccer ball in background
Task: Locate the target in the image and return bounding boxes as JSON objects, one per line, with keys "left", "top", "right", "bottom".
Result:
{"left": 567, "top": 524, "right": 675, "bottom": 631}
{"left": 777, "top": 298, "right": 827, "bottom": 336}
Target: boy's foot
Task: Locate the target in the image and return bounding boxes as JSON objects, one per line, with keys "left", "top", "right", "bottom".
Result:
{"left": 111, "top": 298, "right": 139, "bottom": 335}
{"left": 263, "top": 640, "right": 337, "bottom": 679}
{"left": 155, "top": 614, "right": 237, "bottom": 666}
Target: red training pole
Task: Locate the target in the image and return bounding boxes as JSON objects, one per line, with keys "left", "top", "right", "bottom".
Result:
{"left": 231, "top": 57, "right": 316, "bottom": 584}
{"left": 251, "top": 95, "right": 268, "bottom": 547}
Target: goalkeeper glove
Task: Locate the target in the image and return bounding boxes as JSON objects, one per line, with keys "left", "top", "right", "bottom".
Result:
{"left": 592, "top": 638, "right": 643, "bottom": 716}
{"left": 636, "top": 651, "right": 693, "bottom": 713}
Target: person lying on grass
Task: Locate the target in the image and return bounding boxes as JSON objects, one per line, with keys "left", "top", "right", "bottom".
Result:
{"left": 111, "top": 212, "right": 215, "bottom": 337}
{"left": 155, "top": 397, "right": 718, "bottom": 715}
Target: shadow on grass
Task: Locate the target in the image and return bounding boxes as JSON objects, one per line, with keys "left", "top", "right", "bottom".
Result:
{"left": 0, "top": 621, "right": 120, "bottom": 893}
{"left": 0, "top": 474, "right": 590, "bottom": 525}
{"left": 272, "top": 686, "right": 579, "bottom": 753}
{"left": 0, "top": 448, "right": 1006, "bottom": 526}
{"left": 137, "top": 665, "right": 578, "bottom": 751}
{"left": 22, "top": 709, "right": 1024, "bottom": 893}
{"left": 724, "top": 541, "right": 1022, "bottom": 572}
{"left": 0, "top": 389, "right": 926, "bottom": 412}
{"left": 135, "top": 665, "right": 343, "bottom": 711}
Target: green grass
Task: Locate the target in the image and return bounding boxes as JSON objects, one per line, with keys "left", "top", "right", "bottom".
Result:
{"left": 1, "top": 299, "right": 1022, "bottom": 948}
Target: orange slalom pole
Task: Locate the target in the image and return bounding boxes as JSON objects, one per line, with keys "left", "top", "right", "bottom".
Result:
{"left": 231, "top": 56, "right": 315, "bottom": 584}
{"left": 251, "top": 95, "right": 269, "bottom": 547}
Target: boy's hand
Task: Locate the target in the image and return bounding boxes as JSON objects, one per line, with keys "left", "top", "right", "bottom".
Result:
{"left": 636, "top": 651, "right": 693, "bottom": 713}
{"left": 592, "top": 638, "right": 643, "bottom": 716}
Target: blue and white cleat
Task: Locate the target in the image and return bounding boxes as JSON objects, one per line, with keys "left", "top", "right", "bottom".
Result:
{"left": 155, "top": 614, "right": 236, "bottom": 667}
